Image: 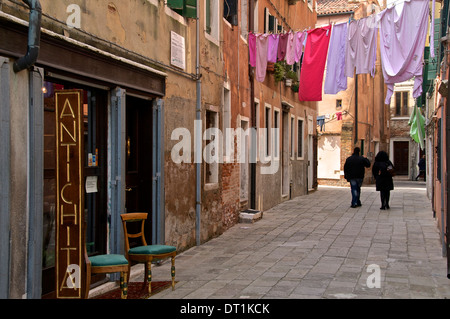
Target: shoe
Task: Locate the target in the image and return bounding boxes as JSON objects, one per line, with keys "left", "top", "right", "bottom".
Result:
{"left": 386, "top": 204, "right": 390, "bottom": 209}
{"left": 351, "top": 205, "right": 357, "bottom": 208}
{"left": 380, "top": 206, "right": 386, "bottom": 210}
{"left": 356, "top": 203, "right": 362, "bottom": 207}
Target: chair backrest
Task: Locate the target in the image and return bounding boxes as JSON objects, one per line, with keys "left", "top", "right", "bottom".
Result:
{"left": 120, "top": 213, "right": 148, "bottom": 256}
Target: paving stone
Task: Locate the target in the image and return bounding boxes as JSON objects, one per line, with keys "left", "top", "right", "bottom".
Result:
{"left": 142, "top": 183, "right": 450, "bottom": 300}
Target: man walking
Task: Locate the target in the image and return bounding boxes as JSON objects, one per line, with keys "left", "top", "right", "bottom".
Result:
{"left": 344, "top": 147, "right": 371, "bottom": 208}
{"left": 415, "top": 155, "right": 426, "bottom": 181}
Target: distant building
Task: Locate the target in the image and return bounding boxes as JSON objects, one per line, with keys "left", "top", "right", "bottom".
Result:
{"left": 316, "top": 0, "right": 390, "bottom": 187}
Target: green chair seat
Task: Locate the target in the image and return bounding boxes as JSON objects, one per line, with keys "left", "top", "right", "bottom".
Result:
{"left": 129, "top": 245, "right": 176, "bottom": 256}
{"left": 89, "top": 254, "right": 129, "bottom": 267}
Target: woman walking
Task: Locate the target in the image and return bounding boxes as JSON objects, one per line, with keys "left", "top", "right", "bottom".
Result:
{"left": 372, "top": 151, "right": 394, "bottom": 210}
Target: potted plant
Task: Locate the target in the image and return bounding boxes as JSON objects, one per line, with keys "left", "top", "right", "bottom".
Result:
{"left": 274, "top": 61, "right": 286, "bottom": 83}
{"left": 285, "top": 70, "right": 298, "bottom": 87}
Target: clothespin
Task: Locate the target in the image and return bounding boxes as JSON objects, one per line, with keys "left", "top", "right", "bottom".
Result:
{"left": 349, "top": 14, "right": 354, "bottom": 23}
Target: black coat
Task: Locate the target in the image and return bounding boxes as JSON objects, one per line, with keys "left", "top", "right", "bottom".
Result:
{"left": 372, "top": 160, "right": 394, "bottom": 191}
{"left": 344, "top": 155, "right": 371, "bottom": 181}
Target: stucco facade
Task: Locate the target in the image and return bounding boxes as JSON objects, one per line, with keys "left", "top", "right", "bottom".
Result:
{"left": 0, "top": 0, "right": 323, "bottom": 299}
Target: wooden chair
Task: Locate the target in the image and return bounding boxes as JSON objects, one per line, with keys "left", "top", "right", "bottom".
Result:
{"left": 120, "top": 213, "right": 177, "bottom": 294}
{"left": 83, "top": 222, "right": 130, "bottom": 299}
{"left": 85, "top": 253, "right": 130, "bottom": 299}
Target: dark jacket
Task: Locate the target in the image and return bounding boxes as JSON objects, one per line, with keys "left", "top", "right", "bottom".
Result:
{"left": 344, "top": 155, "right": 371, "bottom": 181}
{"left": 372, "top": 160, "right": 394, "bottom": 191}
{"left": 418, "top": 158, "right": 425, "bottom": 171}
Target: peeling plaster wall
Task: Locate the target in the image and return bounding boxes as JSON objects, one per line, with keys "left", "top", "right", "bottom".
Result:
{"left": 1, "top": 0, "right": 225, "bottom": 252}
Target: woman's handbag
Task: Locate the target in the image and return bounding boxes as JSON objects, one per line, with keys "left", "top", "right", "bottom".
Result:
{"left": 386, "top": 162, "right": 396, "bottom": 177}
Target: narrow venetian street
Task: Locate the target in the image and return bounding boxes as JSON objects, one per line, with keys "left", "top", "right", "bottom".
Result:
{"left": 112, "top": 180, "right": 450, "bottom": 300}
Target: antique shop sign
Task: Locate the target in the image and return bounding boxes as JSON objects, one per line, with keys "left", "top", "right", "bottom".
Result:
{"left": 55, "top": 90, "right": 84, "bottom": 299}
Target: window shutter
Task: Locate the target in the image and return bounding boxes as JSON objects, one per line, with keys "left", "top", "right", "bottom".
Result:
{"left": 269, "top": 15, "right": 275, "bottom": 32}
{"left": 167, "top": 0, "right": 197, "bottom": 19}
{"left": 183, "top": 0, "right": 197, "bottom": 19}
{"left": 264, "top": 7, "right": 269, "bottom": 33}
{"left": 167, "top": 0, "right": 184, "bottom": 10}
{"left": 206, "top": 0, "right": 211, "bottom": 33}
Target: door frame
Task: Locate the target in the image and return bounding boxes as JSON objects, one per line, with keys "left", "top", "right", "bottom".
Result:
{"left": 111, "top": 91, "right": 165, "bottom": 250}
{"left": 390, "top": 138, "right": 411, "bottom": 178}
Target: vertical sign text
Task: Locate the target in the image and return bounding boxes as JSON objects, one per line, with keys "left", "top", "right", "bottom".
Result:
{"left": 55, "top": 90, "right": 84, "bottom": 299}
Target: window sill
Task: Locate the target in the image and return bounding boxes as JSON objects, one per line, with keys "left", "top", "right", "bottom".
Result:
{"left": 205, "top": 32, "right": 220, "bottom": 47}
{"left": 165, "top": 6, "right": 187, "bottom": 26}
{"left": 205, "top": 183, "right": 219, "bottom": 191}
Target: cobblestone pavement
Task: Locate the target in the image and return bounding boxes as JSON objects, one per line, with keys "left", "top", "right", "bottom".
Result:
{"left": 142, "top": 181, "right": 450, "bottom": 299}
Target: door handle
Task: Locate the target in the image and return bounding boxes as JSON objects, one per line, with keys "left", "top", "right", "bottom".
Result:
{"left": 126, "top": 187, "right": 134, "bottom": 192}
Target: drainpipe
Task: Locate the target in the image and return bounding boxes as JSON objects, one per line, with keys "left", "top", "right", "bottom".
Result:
{"left": 13, "top": 0, "right": 42, "bottom": 73}
{"left": 196, "top": 0, "right": 202, "bottom": 246}
{"left": 249, "top": 0, "right": 256, "bottom": 209}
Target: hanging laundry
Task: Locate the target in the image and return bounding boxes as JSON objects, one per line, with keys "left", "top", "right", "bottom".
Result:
{"left": 317, "top": 115, "right": 326, "bottom": 132}
{"left": 256, "top": 34, "right": 269, "bottom": 82}
{"left": 377, "top": 0, "right": 429, "bottom": 104}
{"left": 285, "top": 31, "right": 296, "bottom": 65}
{"left": 299, "top": 25, "right": 331, "bottom": 102}
{"left": 345, "top": 16, "right": 378, "bottom": 78}
{"left": 277, "top": 33, "right": 289, "bottom": 61}
{"left": 430, "top": 0, "right": 436, "bottom": 59}
{"left": 267, "top": 33, "right": 279, "bottom": 63}
{"left": 249, "top": 32, "right": 257, "bottom": 67}
{"left": 336, "top": 112, "right": 343, "bottom": 121}
{"left": 408, "top": 103, "right": 425, "bottom": 150}
{"left": 295, "top": 31, "right": 306, "bottom": 64}
{"left": 324, "top": 23, "right": 348, "bottom": 95}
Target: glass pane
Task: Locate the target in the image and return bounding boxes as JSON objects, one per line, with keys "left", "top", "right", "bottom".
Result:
{"left": 43, "top": 81, "right": 64, "bottom": 270}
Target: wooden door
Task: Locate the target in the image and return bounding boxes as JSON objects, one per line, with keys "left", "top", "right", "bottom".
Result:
{"left": 394, "top": 141, "right": 409, "bottom": 176}
{"left": 125, "top": 96, "right": 153, "bottom": 244}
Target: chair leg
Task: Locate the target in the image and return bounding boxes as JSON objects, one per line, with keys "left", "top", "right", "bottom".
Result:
{"left": 171, "top": 256, "right": 176, "bottom": 291}
{"left": 85, "top": 264, "right": 91, "bottom": 299}
{"left": 147, "top": 262, "right": 152, "bottom": 294}
{"left": 121, "top": 271, "right": 128, "bottom": 299}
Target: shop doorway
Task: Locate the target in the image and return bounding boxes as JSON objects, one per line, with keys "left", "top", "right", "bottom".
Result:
{"left": 41, "top": 80, "right": 108, "bottom": 298}
{"left": 125, "top": 96, "right": 153, "bottom": 244}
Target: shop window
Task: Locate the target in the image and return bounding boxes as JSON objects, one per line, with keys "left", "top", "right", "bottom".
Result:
{"left": 42, "top": 80, "right": 108, "bottom": 296}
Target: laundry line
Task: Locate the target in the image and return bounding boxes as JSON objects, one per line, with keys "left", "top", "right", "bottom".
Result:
{"left": 248, "top": 0, "right": 436, "bottom": 105}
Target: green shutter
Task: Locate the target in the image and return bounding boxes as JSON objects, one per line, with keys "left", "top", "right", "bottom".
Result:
{"left": 167, "top": 0, "right": 184, "bottom": 10}
{"left": 167, "top": 0, "right": 197, "bottom": 19}
{"left": 183, "top": 0, "right": 197, "bottom": 19}
{"left": 206, "top": 0, "right": 211, "bottom": 33}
